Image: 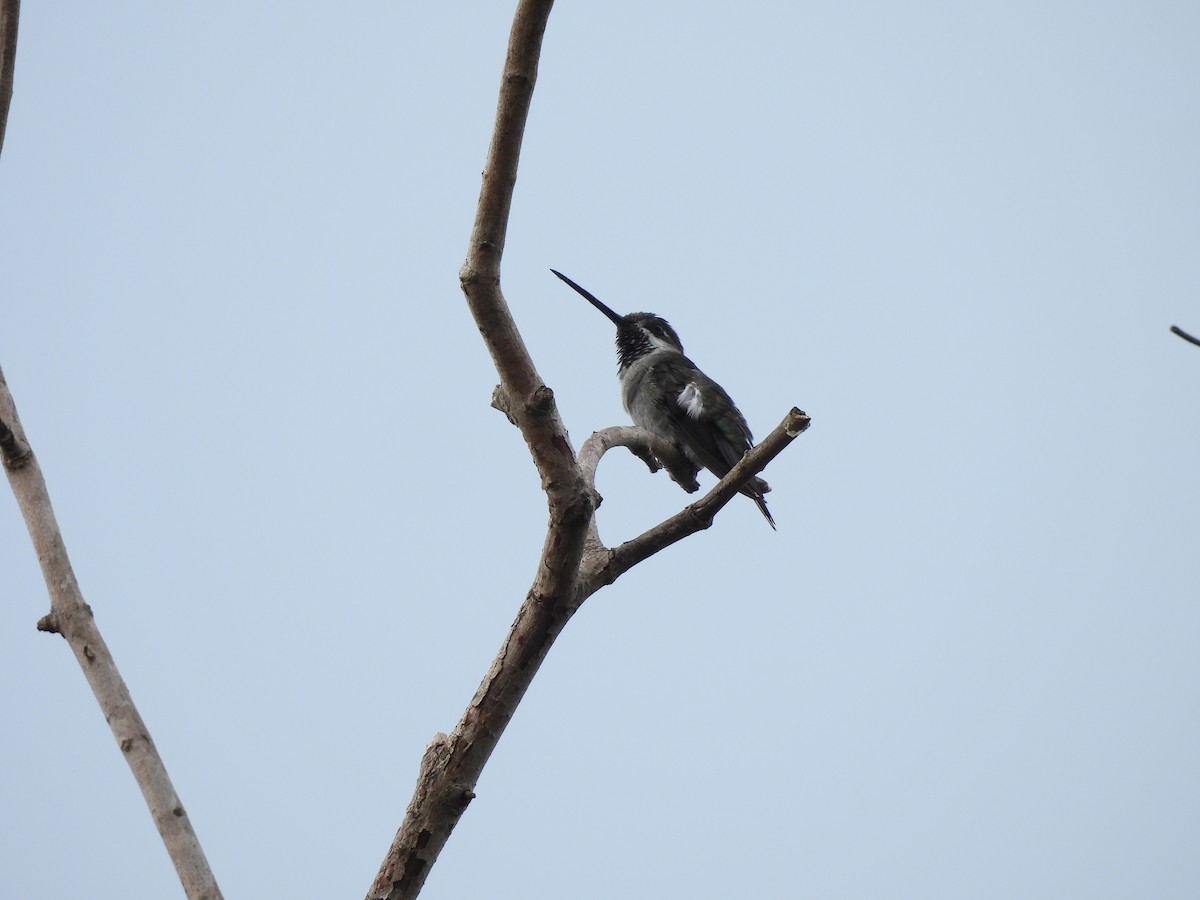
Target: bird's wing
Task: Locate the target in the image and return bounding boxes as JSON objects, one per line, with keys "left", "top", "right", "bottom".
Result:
{"left": 648, "top": 356, "right": 753, "bottom": 479}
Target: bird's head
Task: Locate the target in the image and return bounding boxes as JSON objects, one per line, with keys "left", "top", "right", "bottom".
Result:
{"left": 551, "top": 269, "right": 685, "bottom": 371}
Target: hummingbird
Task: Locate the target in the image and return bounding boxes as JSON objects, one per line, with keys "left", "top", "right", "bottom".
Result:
{"left": 551, "top": 269, "right": 775, "bottom": 528}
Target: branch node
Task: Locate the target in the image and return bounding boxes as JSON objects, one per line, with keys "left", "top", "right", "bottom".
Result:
{"left": 527, "top": 384, "right": 554, "bottom": 413}
{"left": 36, "top": 613, "right": 60, "bottom": 634}
{"left": 0, "top": 418, "right": 31, "bottom": 469}
{"left": 458, "top": 265, "right": 499, "bottom": 287}
{"left": 449, "top": 784, "right": 477, "bottom": 811}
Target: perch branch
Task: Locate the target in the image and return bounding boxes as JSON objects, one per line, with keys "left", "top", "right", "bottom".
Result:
{"left": 0, "top": 368, "right": 224, "bottom": 900}
{"left": 577, "top": 425, "right": 702, "bottom": 494}
{"left": 580, "top": 408, "right": 811, "bottom": 593}
{"left": 575, "top": 425, "right": 698, "bottom": 550}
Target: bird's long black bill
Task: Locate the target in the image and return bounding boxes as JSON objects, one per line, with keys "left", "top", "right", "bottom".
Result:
{"left": 550, "top": 269, "right": 626, "bottom": 327}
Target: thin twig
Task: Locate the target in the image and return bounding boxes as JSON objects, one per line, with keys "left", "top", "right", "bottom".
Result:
{"left": 0, "top": 368, "right": 224, "bottom": 900}
{"left": 1171, "top": 325, "right": 1200, "bottom": 348}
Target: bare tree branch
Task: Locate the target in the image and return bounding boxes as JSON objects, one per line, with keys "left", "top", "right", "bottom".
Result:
{"left": 1, "top": 8, "right": 222, "bottom": 898}
{"left": 0, "top": 368, "right": 225, "bottom": 900}
{"left": 1171, "top": 324, "right": 1200, "bottom": 347}
{"left": 368, "top": 3, "right": 582, "bottom": 898}
{"left": 0, "top": 0, "right": 19, "bottom": 158}
{"left": 368, "top": 2, "right": 812, "bottom": 895}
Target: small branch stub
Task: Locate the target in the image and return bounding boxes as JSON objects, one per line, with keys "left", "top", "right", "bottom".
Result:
{"left": 0, "top": 416, "right": 31, "bottom": 469}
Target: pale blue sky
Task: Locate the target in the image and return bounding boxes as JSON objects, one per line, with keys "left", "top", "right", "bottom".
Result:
{"left": 2, "top": 2, "right": 1198, "bottom": 898}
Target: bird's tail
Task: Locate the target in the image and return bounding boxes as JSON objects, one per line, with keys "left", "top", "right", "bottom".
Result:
{"left": 742, "top": 478, "right": 776, "bottom": 530}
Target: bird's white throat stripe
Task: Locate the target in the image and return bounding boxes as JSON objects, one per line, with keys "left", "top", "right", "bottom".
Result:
{"left": 645, "top": 330, "right": 678, "bottom": 352}
{"left": 679, "top": 382, "right": 704, "bottom": 419}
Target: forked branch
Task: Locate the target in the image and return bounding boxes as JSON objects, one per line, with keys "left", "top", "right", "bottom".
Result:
{"left": 367, "top": 0, "right": 812, "bottom": 896}
{"left": 368, "top": 2, "right": 578, "bottom": 898}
